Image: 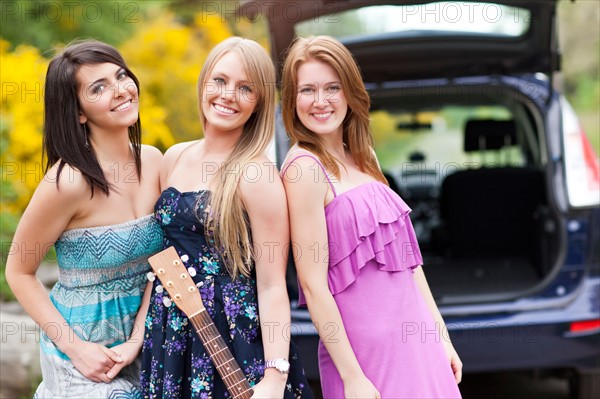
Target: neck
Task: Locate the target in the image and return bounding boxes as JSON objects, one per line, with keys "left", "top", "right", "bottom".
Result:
{"left": 320, "top": 129, "right": 346, "bottom": 160}
{"left": 88, "top": 127, "right": 133, "bottom": 166}
{"left": 202, "top": 124, "right": 242, "bottom": 156}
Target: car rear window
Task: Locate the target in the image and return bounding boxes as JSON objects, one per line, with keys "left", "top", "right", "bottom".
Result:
{"left": 371, "top": 105, "right": 525, "bottom": 174}
{"left": 296, "top": 2, "right": 531, "bottom": 40}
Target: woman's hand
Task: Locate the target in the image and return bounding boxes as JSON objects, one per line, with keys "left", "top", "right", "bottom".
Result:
{"left": 66, "top": 341, "right": 123, "bottom": 383}
{"left": 250, "top": 370, "right": 287, "bottom": 398}
{"left": 444, "top": 342, "right": 463, "bottom": 384}
{"left": 105, "top": 340, "right": 142, "bottom": 380}
{"left": 343, "top": 374, "right": 381, "bottom": 399}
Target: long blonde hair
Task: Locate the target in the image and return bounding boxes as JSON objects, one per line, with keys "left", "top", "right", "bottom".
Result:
{"left": 281, "top": 35, "right": 387, "bottom": 184}
{"left": 197, "top": 37, "right": 276, "bottom": 278}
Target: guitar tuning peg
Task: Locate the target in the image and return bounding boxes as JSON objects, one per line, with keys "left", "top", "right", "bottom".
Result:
{"left": 162, "top": 296, "right": 172, "bottom": 307}
{"left": 155, "top": 284, "right": 164, "bottom": 294}
{"left": 181, "top": 254, "right": 189, "bottom": 263}
{"left": 146, "top": 272, "right": 156, "bottom": 282}
{"left": 187, "top": 267, "right": 197, "bottom": 277}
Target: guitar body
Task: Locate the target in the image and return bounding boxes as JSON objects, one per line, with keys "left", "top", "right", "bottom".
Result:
{"left": 148, "top": 246, "right": 253, "bottom": 399}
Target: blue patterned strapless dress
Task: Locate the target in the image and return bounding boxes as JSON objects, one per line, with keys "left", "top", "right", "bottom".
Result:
{"left": 34, "top": 215, "right": 163, "bottom": 399}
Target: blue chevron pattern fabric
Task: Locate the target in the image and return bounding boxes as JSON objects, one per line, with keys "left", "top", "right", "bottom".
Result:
{"left": 34, "top": 214, "right": 163, "bottom": 398}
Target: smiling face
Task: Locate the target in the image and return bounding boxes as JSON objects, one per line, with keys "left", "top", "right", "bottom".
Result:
{"left": 76, "top": 62, "right": 139, "bottom": 133}
{"left": 200, "top": 51, "right": 258, "bottom": 136}
{"left": 295, "top": 59, "right": 348, "bottom": 138}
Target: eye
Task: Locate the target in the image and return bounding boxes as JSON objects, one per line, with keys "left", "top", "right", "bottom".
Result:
{"left": 239, "top": 85, "right": 252, "bottom": 93}
{"left": 299, "top": 87, "right": 315, "bottom": 94}
{"left": 213, "top": 77, "right": 225, "bottom": 85}
{"left": 92, "top": 83, "right": 106, "bottom": 94}
{"left": 117, "top": 71, "right": 128, "bottom": 80}
{"left": 326, "top": 85, "right": 340, "bottom": 92}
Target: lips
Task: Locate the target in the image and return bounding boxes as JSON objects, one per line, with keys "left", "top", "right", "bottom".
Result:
{"left": 111, "top": 99, "right": 132, "bottom": 112}
{"left": 213, "top": 103, "right": 238, "bottom": 115}
{"left": 311, "top": 111, "right": 333, "bottom": 120}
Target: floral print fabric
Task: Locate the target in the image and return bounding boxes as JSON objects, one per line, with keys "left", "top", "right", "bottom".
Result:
{"left": 141, "top": 187, "right": 311, "bottom": 398}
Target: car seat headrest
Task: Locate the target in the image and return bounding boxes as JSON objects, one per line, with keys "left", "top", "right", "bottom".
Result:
{"left": 464, "top": 119, "right": 516, "bottom": 152}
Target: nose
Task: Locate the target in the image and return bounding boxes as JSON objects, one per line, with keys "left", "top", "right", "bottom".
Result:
{"left": 221, "top": 83, "right": 236, "bottom": 102}
{"left": 112, "top": 80, "right": 127, "bottom": 99}
{"left": 314, "top": 87, "right": 328, "bottom": 107}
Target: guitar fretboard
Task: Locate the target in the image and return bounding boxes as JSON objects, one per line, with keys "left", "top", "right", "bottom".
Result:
{"left": 188, "top": 310, "right": 253, "bottom": 399}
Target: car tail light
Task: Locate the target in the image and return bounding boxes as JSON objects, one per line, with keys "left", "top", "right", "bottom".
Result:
{"left": 569, "top": 319, "right": 600, "bottom": 333}
{"left": 561, "top": 98, "right": 600, "bottom": 208}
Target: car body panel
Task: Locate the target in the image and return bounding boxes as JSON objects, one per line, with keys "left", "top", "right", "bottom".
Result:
{"left": 252, "top": 0, "right": 600, "bottom": 388}
{"left": 241, "top": 0, "right": 560, "bottom": 81}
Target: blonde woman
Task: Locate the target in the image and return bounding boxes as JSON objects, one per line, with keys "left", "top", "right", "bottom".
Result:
{"left": 140, "top": 37, "right": 312, "bottom": 398}
{"left": 281, "top": 36, "right": 462, "bottom": 398}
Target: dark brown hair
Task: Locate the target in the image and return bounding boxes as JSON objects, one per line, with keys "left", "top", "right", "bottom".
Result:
{"left": 43, "top": 39, "right": 142, "bottom": 196}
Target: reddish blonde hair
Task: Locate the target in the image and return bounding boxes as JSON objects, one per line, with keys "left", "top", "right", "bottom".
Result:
{"left": 281, "top": 35, "right": 387, "bottom": 184}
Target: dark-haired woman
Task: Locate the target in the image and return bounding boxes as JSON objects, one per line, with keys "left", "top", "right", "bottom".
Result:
{"left": 5, "top": 40, "right": 163, "bottom": 398}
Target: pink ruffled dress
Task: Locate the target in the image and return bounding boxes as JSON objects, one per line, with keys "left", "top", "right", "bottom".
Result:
{"left": 283, "top": 154, "right": 461, "bottom": 399}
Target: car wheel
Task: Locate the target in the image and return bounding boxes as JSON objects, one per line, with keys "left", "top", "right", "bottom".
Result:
{"left": 569, "top": 369, "right": 600, "bottom": 399}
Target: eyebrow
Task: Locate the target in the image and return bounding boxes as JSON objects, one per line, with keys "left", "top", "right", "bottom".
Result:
{"left": 88, "top": 67, "right": 126, "bottom": 88}
{"left": 211, "top": 72, "right": 250, "bottom": 84}
{"left": 298, "top": 81, "right": 341, "bottom": 87}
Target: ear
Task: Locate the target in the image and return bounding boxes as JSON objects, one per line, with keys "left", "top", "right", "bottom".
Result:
{"left": 79, "top": 111, "right": 87, "bottom": 124}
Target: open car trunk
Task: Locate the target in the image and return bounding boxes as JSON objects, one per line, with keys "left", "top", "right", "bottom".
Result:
{"left": 252, "top": 0, "right": 565, "bottom": 305}
{"left": 369, "top": 77, "right": 562, "bottom": 305}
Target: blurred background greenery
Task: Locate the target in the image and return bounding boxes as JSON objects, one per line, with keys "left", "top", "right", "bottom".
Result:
{"left": 1, "top": 0, "right": 598, "bottom": 300}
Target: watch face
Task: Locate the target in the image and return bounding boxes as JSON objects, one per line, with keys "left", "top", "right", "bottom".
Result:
{"left": 276, "top": 359, "right": 290, "bottom": 373}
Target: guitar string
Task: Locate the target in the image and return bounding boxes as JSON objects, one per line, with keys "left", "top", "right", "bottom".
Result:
{"left": 190, "top": 316, "right": 251, "bottom": 397}
{"left": 189, "top": 314, "right": 249, "bottom": 390}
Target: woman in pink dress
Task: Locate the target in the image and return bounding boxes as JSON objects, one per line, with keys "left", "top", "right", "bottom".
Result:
{"left": 280, "top": 35, "right": 463, "bottom": 398}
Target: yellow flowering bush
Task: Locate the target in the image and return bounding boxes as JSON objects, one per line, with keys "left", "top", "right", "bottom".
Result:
{"left": 121, "top": 13, "right": 234, "bottom": 143}
{"left": 1, "top": 40, "right": 47, "bottom": 213}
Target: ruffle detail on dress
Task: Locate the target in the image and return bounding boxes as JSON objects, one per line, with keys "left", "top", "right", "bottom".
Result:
{"left": 298, "top": 182, "right": 423, "bottom": 306}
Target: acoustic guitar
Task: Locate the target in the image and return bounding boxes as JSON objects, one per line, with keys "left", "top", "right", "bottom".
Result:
{"left": 148, "top": 246, "right": 253, "bottom": 399}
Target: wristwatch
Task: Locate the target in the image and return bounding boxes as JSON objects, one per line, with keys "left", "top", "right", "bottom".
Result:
{"left": 264, "top": 358, "right": 290, "bottom": 374}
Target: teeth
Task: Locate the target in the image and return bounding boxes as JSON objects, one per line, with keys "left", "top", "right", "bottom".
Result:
{"left": 113, "top": 100, "right": 131, "bottom": 111}
{"left": 214, "top": 104, "right": 235, "bottom": 114}
{"left": 313, "top": 112, "right": 332, "bottom": 119}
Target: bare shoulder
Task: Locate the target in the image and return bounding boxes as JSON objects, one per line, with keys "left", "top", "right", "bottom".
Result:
{"left": 281, "top": 147, "right": 319, "bottom": 170}
{"left": 239, "top": 155, "right": 287, "bottom": 221}
{"left": 281, "top": 149, "right": 326, "bottom": 186}
{"left": 25, "top": 162, "right": 90, "bottom": 225}
{"left": 163, "top": 140, "right": 199, "bottom": 163}
{"left": 239, "top": 155, "right": 281, "bottom": 198}
{"left": 159, "top": 140, "right": 200, "bottom": 181}
{"left": 41, "top": 161, "right": 89, "bottom": 200}
{"left": 141, "top": 144, "right": 163, "bottom": 162}
{"left": 141, "top": 144, "right": 163, "bottom": 174}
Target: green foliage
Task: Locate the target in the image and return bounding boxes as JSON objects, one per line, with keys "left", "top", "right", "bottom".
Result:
{"left": 1, "top": 0, "right": 161, "bottom": 51}
{"left": 1, "top": 180, "right": 19, "bottom": 301}
{"left": 0, "top": 3, "right": 269, "bottom": 300}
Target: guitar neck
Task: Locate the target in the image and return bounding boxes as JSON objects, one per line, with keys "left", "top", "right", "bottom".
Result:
{"left": 147, "top": 247, "right": 253, "bottom": 399}
{"left": 188, "top": 310, "right": 253, "bottom": 399}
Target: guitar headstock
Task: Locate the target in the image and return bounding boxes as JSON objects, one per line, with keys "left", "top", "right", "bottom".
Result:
{"left": 147, "top": 246, "right": 205, "bottom": 316}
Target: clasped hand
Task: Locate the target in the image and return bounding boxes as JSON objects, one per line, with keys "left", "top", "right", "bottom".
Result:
{"left": 67, "top": 340, "right": 139, "bottom": 383}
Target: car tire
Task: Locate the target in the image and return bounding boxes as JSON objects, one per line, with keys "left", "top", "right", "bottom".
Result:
{"left": 569, "top": 369, "right": 600, "bottom": 399}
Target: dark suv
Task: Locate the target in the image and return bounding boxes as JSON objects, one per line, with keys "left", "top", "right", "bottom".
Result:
{"left": 244, "top": 1, "right": 600, "bottom": 397}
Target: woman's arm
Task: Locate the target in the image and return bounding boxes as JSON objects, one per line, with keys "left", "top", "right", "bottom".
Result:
{"left": 240, "top": 159, "right": 290, "bottom": 398}
{"left": 107, "top": 282, "right": 153, "bottom": 378}
{"left": 282, "top": 156, "right": 380, "bottom": 399}
{"left": 413, "top": 267, "right": 463, "bottom": 383}
{"left": 5, "top": 166, "right": 122, "bottom": 383}
{"left": 107, "top": 145, "right": 163, "bottom": 378}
